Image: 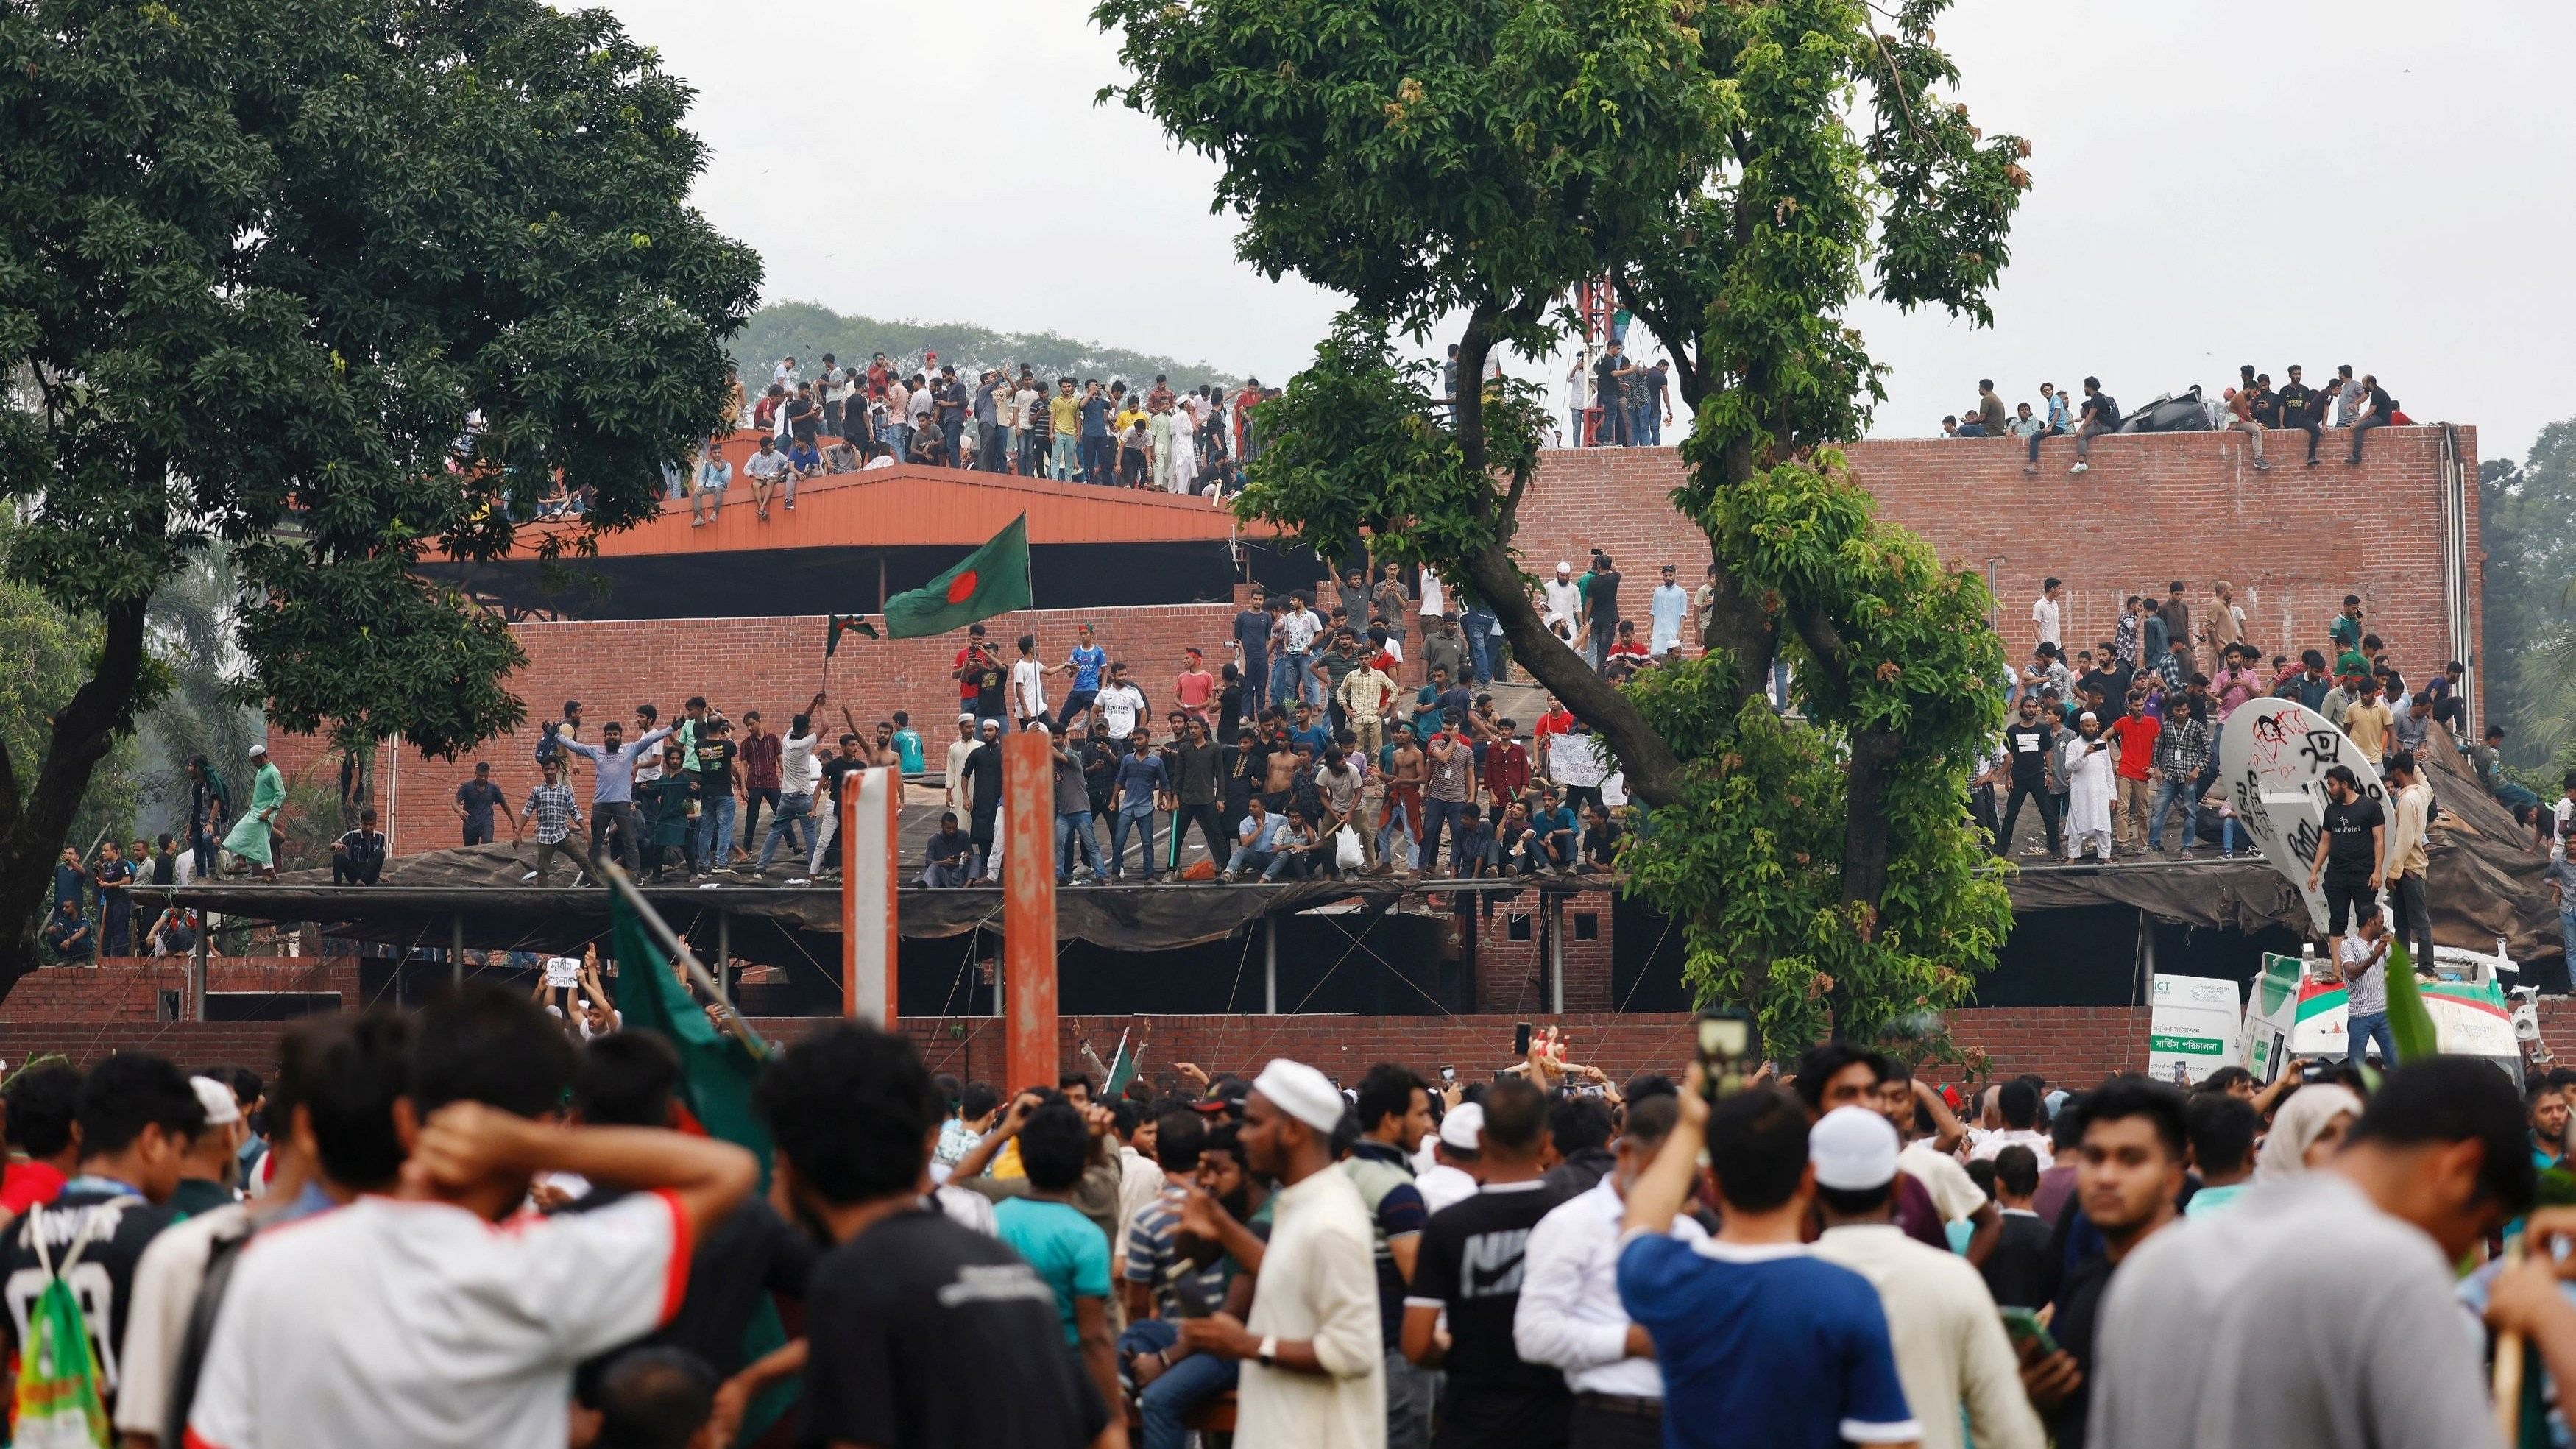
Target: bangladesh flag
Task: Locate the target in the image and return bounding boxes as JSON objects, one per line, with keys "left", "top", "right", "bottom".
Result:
{"left": 824, "top": 613, "right": 878, "bottom": 657}
{"left": 882, "top": 514, "right": 1033, "bottom": 639}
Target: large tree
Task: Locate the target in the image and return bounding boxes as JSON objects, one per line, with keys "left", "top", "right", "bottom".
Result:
{"left": 0, "top": 0, "right": 758, "bottom": 982}
{"left": 1099, "top": 0, "right": 2026, "bottom": 1048}
{"left": 2480, "top": 433, "right": 2576, "bottom": 770}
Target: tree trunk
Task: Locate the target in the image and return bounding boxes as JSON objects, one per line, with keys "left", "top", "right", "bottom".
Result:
{"left": 0, "top": 596, "right": 151, "bottom": 997}
{"left": 1449, "top": 307, "right": 1686, "bottom": 808}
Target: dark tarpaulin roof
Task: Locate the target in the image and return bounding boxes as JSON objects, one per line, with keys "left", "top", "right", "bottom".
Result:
{"left": 1999, "top": 719, "right": 2557, "bottom": 963}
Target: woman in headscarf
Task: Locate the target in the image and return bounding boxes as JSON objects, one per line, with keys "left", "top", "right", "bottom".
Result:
{"left": 2255, "top": 1083, "right": 2364, "bottom": 1180}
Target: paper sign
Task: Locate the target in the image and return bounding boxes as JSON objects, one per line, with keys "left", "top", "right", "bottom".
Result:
{"left": 2214, "top": 696, "right": 2386, "bottom": 937}
{"left": 2148, "top": 972, "right": 2243, "bottom": 1085}
{"left": 544, "top": 956, "right": 582, "bottom": 988}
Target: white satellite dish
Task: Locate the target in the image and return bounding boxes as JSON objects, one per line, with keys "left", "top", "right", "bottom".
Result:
{"left": 2213, "top": 695, "right": 2386, "bottom": 937}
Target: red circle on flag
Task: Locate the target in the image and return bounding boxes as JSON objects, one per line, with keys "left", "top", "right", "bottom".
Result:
{"left": 946, "top": 570, "right": 979, "bottom": 604}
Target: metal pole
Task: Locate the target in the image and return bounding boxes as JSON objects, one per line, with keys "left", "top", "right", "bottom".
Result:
{"left": 1548, "top": 896, "right": 1565, "bottom": 1014}
{"left": 715, "top": 910, "right": 730, "bottom": 1001}
{"left": 188, "top": 923, "right": 209, "bottom": 1023}
{"left": 598, "top": 860, "right": 763, "bottom": 1055}
{"left": 1264, "top": 916, "right": 1278, "bottom": 1015}
{"left": 450, "top": 911, "right": 464, "bottom": 987}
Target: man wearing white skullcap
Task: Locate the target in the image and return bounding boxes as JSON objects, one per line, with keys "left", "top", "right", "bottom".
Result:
{"left": 1178, "top": 1059, "right": 1386, "bottom": 1448}
{"left": 1415, "top": 1101, "right": 1483, "bottom": 1216}
{"left": 2062, "top": 707, "right": 2117, "bottom": 864}
{"left": 1808, "top": 1108, "right": 2042, "bottom": 1449}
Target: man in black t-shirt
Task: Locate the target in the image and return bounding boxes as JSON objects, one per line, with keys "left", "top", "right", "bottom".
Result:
{"left": 2276, "top": 364, "right": 2323, "bottom": 465}
{"left": 1402, "top": 1077, "right": 1570, "bottom": 1449}
{"left": 2066, "top": 375, "right": 2120, "bottom": 475}
{"left": 454, "top": 762, "right": 506, "bottom": 846}
{"left": 1592, "top": 341, "right": 1629, "bottom": 446}
{"left": 757, "top": 1023, "right": 1105, "bottom": 1449}
{"left": 1585, "top": 555, "right": 1624, "bottom": 676}
{"left": 961, "top": 720, "right": 1005, "bottom": 879}
{"left": 694, "top": 720, "right": 741, "bottom": 874}
{"left": 1996, "top": 697, "right": 2062, "bottom": 857}
{"left": 2307, "top": 764, "right": 2385, "bottom": 962}
{"left": 1, "top": 1053, "right": 203, "bottom": 1423}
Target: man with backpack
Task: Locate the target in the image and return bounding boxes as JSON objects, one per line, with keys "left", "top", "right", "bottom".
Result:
{"left": 0, "top": 1052, "right": 205, "bottom": 1435}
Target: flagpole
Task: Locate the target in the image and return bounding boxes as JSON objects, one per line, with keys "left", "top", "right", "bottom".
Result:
{"left": 599, "top": 860, "right": 766, "bottom": 1057}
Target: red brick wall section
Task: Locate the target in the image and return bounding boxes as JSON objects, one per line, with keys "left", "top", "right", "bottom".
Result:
{"left": 1518, "top": 427, "right": 2481, "bottom": 706}
{"left": 0, "top": 960, "right": 360, "bottom": 1024}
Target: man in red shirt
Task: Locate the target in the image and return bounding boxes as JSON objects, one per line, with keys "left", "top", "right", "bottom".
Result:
{"left": 954, "top": 623, "right": 990, "bottom": 711}
{"left": 1482, "top": 723, "right": 1530, "bottom": 809}
{"left": 1174, "top": 647, "right": 1217, "bottom": 723}
{"left": 0, "top": 1061, "right": 82, "bottom": 1216}
{"left": 2102, "top": 691, "right": 2162, "bottom": 856}
{"left": 1532, "top": 699, "right": 1575, "bottom": 778}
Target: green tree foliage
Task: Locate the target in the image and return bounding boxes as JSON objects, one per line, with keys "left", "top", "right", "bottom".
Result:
{"left": 2480, "top": 433, "right": 2576, "bottom": 770}
{"left": 1100, "top": 0, "right": 2024, "bottom": 1049}
{"left": 735, "top": 300, "right": 1243, "bottom": 394}
{"left": 0, "top": 0, "right": 759, "bottom": 989}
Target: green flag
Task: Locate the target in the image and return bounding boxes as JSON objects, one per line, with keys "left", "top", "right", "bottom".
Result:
{"left": 882, "top": 514, "right": 1032, "bottom": 639}
{"left": 608, "top": 893, "right": 773, "bottom": 1174}
{"left": 606, "top": 893, "right": 796, "bottom": 1441}
{"left": 1103, "top": 1029, "right": 1139, "bottom": 1100}
{"left": 2383, "top": 938, "right": 2439, "bottom": 1065}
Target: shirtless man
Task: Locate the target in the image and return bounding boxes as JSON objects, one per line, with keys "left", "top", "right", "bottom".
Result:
{"left": 1379, "top": 733, "right": 1427, "bottom": 874}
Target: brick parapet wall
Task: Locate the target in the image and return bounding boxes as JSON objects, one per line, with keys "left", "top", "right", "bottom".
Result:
{"left": 0, "top": 959, "right": 359, "bottom": 1024}
{"left": 270, "top": 426, "right": 2480, "bottom": 860}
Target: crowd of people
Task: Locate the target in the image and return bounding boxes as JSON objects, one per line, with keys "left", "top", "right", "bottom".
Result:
{"left": 1978, "top": 575, "right": 2519, "bottom": 890}
{"left": 18, "top": 989, "right": 2576, "bottom": 1449}
{"left": 1938, "top": 366, "right": 2410, "bottom": 472}
{"left": 657, "top": 355, "right": 1281, "bottom": 514}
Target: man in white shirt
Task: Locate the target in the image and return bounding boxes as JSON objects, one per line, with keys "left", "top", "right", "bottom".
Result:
{"left": 1515, "top": 1093, "right": 1704, "bottom": 1448}
{"left": 185, "top": 985, "right": 757, "bottom": 1449}
{"left": 1543, "top": 562, "right": 1583, "bottom": 637}
{"left": 1808, "top": 1107, "right": 2044, "bottom": 1449}
{"left": 1094, "top": 664, "right": 1150, "bottom": 744}
{"left": 1178, "top": 1059, "right": 1387, "bottom": 1449}
{"left": 1964, "top": 1079, "right": 2055, "bottom": 1169}
{"left": 2031, "top": 576, "right": 2062, "bottom": 653}
{"left": 1648, "top": 564, "right": 1691, "bottom": 655}
{"left": 1416, "top": 1102, "right": 1483, "bottom": 1215}
{"left": 1009, "top": 634, "right": 1049, "bottom": 725}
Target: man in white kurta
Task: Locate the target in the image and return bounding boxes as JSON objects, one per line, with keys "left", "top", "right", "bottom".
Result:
{"left": 1183, "top": 1060, "right": 1387, "bottom": 1449}
{"left": 2063, "top": 710, "right": 2117, "bottom": 862}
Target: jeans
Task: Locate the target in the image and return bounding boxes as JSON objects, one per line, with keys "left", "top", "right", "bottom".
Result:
{"left": 1052, "top": 433, "right": 1080, "bottom": 480}
{"left": 1056, "top": 810, "right": 1101, "bottom": 880}
{"left": 191, "top": 826, "right": 216, "bottom": 879}
{"left": 1379, "top": 793, "right": 1419, "bottom": 865}
{"left": 2389, "top": 871, "right": 2433, "bottom": 969}
{"left": 1268, "top": 655, "right": 1303, "bottom": 712}
{"left": 1462, "top": 610, "right": 1498, "bottom": 683}
{"left": 941, "top": 416, "right": 965, "bottom": 465}
{"left": 1386, "top": 1349, "right": 1438, "bottom": 1449}
{"left": 463, "top": 820, "right": 493, "bottom": 846}
{"left": 1998, "top": 781, "right": 2060, "bottom": 854}
{"left": 590, "top": 801, "right": 643, "bottom": 873}
{"left": 2560, "top": 910, "right": 2576, "bottom": 978}
{"left": 1121, "top": 1320, "right": 1240, "bottom": 1449}
{"left": 740, "top": 785, "right": 779, "bottom": 851}
{"left": 693, "top": 793, "right": 737, "bottom": 868}
{"left": 1110, "top": 808, "right": 1159, "bottom": 879}
{"left": 1240, "top": 648, "right": 1267, "bottom": 714}
{"left": 1055, "top": 690, "right": 1098, "bottom": 734}
{"left": 1173, "top": 802, "right": 1228, "bottom": 872}
{"left": 1264, "top": 849, "right": 1320, "bottom": 881}
{"left": 1227, "top": 846, "right": 1275, "bottom": 878}
{"left": 758, "top": 792, "right": 814, "bottom": 871}
{"left": 2025, "top": 422, "right": 2063, "bottom": 464}
{"left": 2347, "top": 413, "right": 2387, "bottom": 463}
{"left": 1022, "top": 431, "right": 1048, "bottom": 475}
{"left": 2349, "top": 1009, "right": 2395, "bottom": 1066}
{"left": 1418, "top": 797, "right": 1466, "bottom": 872}
{"left": 2071, "top": 417, "right": 2115, "bottom": 461}
{"left": 2146, "top": 776, "right": 2198, "bottom": 852}
{"left": 1080, "top": 434, "right": 1113, "bottom": 483}
{"left": 530, "top": 837, "right": 593, "bottom": 885}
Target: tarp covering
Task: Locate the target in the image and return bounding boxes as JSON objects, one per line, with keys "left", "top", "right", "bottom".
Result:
{"left": 1998, "top": 720, "right": 2556, "bottom": 962}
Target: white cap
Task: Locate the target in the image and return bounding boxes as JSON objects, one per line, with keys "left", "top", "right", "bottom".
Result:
{"left": 190, "top": 1075, "right": 243, "bottom": 1128}
{"left": 1438, "top": 1100, "right": 1485, "bottom": 1151}
{"left": 2078, "top": 710, "right": 2098, "bottom": 723}
{"left": 247, "top": 743, "right": 268, "bottom": 757}
{"left": 1808, "top": 1105, "right": 1899, "bottom": 1191}
{"left": 1556, "top": 561, "right": 1573, "bottom": 573}
{"left": 958, "top": 712, "right": 976, "bottom": 724}
{"left": 1251, "top": 1058, "right": 1345, "bottom": 1135}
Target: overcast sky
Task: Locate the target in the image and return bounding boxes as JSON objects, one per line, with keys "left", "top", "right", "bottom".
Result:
{"left": 601, "top": 0, "right": 2575, "bottom": 465}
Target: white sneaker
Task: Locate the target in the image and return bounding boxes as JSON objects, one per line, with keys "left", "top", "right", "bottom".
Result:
{"left": 521, "top": 870, "right": 538, "bottom": 882}
{"left": 2068, "top": 461, "right": 2090, "bottom": 475}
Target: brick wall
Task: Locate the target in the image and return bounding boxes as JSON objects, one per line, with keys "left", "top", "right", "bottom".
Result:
{"left": 273, "top": 426, "right": 2477, "bottom": 854}
{"left": 1521, "top": 426, "right": 2481, "bottom": 703}
{"left": 0, "top": 960, "right": 359, "bottom": 1024}
{"left": 13, "top": 996, "right": 2573, "bottom": 1090}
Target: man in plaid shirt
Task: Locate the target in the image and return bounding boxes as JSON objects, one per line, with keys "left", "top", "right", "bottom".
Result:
{"left": 2146, "top": 698, "right": 2213, "bottom": 857}
{"left": 513, "top": 759, "right": 593, "bottom": 885}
